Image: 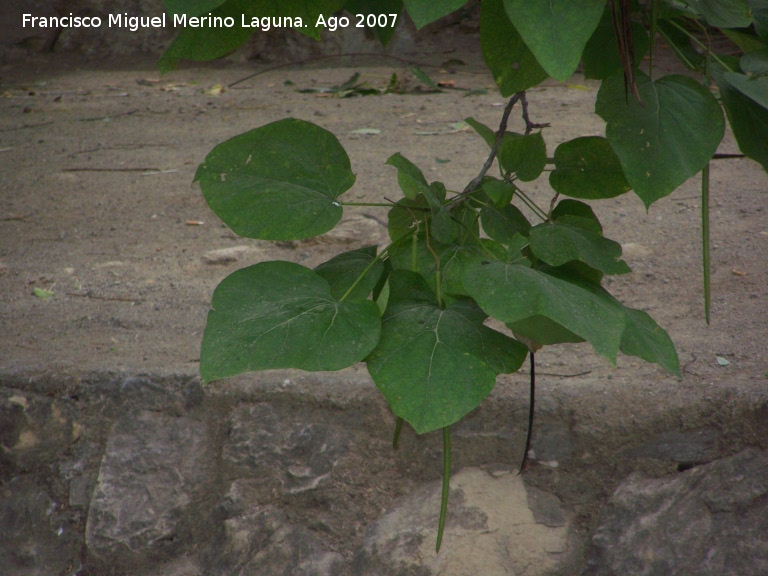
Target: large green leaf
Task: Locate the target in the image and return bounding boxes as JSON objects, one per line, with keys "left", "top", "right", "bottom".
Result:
{"left": 503, "top": 0, "right": 605, "bottom": 81}
{"left": 749, "top": 0, "right": 768, "bottom": 38}
{"left": 201, "top": 261, "right": 381, "bottom": 382}
{"left": 723, "top": 71, "right": 768, "bottom": 108}
{"left": 529, "top": 222, "right": 631, "bottom": 275}
{"left": 713, "top": 67, "right": 768, "bottom": 171}
{"left": 463, "top": 257, "right": 626, "bottom": 361}
{"left": 582, "top": 9, "right": 650, "bottom": 80}
{"left": 480, "top": 0, "right": 548, "bottom": 96}
{"left": 620, "top": 307, "right": 680, "bottom": 376}
{"left": 402, "top": 0, "right": 467, "bottom": 28}
{"left": 498, "top": 132, "right": 547, "bottom": 181}
{"left": 314, "top": 245, "right": 384, "bottom": 300}
{"left": 196, "top": 118, "right": 354, "bottom": 240}
{"left": 689, "top": 0, "right": 753, "bottom": 27}
{"left": 596, "top": 72, "right": 725, "bottom": 207}
{"left": 164, "top": 0, "right": 228, "bottom": 16}
{"left": 159, "top": 0, "right": 254, "bottom": 72}
{"left": 366, "top": 270, "right": 527, "bottom": 433}
{"left": 159, "top": 0, "right": 345, "bottom": 71}
{"left": 550, "top": 136, "right": 631, "bottom": 199}
{"left": 480, "top": 203, "right": 531, "bottom": 244}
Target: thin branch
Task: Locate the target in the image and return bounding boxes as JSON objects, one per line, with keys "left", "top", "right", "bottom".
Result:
{"left": 446, "top": 92, "right": 522, "bottom": 210}
{"left": 519, "top": 92, "right": 550, "bottom": 135}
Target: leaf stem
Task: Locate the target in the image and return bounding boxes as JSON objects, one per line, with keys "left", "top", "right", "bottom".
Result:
{"left": 518, "top": 351, "right": 536, "bottom": 474}
{"left": 665, "top": 19, "right": 734, "bottom": 72}
{"left": 392, "top": 417, "right": 404, "bottom": 449}
{"left": 436, "top": 426, "right": 451, "bottom": 553}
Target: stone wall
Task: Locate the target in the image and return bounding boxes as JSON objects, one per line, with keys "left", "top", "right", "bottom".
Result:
{"left": 2, "top": 369, "right": 767, "bottom": 575}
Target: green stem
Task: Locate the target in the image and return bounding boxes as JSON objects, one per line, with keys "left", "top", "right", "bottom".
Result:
{"left": 436, "top": 426, "right": 451, "bottom": 553}
{"left": 392, "top": 417, "right": 404, "bottom": 449}
{"left": 702, "top": 162, "right": 711, "bottom": 324}
{"left": 519, "top": 351, "right": 536, "bottom": 474}
{"left": 514, "top": 187, "right": 549, "bottom": 221}
{"left": 665, "top": 19, "right": 734, "bottom": 72}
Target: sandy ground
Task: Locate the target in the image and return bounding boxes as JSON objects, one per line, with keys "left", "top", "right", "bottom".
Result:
{"left": 0, "top": 39, "right": 766, "bottom": 401}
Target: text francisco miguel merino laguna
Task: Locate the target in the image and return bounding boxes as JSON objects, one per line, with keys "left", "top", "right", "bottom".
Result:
{"left": 22, "top": 12, "right": 311, "bottom": 32}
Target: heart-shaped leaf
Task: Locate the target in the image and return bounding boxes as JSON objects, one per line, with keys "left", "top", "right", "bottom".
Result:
{"left": 463, "top": 258, "right": 626, "bottom": 361}
{"left": 529, "top": 222, "right": 631, "bottom": 275}
{"left": 620, "top": 307, "right": 680, "bottom": 376}
{"left": 480, "top": 0, "right": 548, "bottom": 95}
{"left": 366, "top": 270, "right": 527, "bottom": 433}
{"left": 596, "top": 72, "right": 725, "bottom": 207}
{"left": 315, "top": 246, "right": 385, "bottom": 301}
{"left": 402, "top": 0, "right": 468, "bottom": 28}
{"left": 503, "top": 0, "right": 605, "bottom": 81}
{"left": 498, "top": 132, "right": 547, "bottom": 181}
{"left": 201, "top": 261, "right": 381, "bottom": 382}
{"left": 549, "top": 136, "right": 631, "bottom": 199}
{"left": 386, "top": 152, "right": 430, "bottom": 200}
{"left": 196, "top": 118, "right": 355, "bottom": 240}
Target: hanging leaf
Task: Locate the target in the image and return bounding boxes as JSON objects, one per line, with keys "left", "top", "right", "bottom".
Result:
{"left": 402, "top": 0, "right": 468, "bottom": 28}
{"left": 529, "top": 222, "right": 631, "bottom": 275}
{"left": 552, "top": 199, "right": 603, "bottom": 235}
{"left": 620, "top": 307, "right": 680, "bottom": 376}
{"left": 480, "top": 0, "right": 548, "bottom": 96}
{"left": 507, "top": 316, "right": 585, "bottom": 347}
{"left": 314, "top": 245, "right": 385, "bottom": 301}
{"left": 159, "top": 0, "right": 345, "bottom": 72}
{"left": 503, "top": 0, "right": 605, "bottom": 81}
{"left": 723, "top": 71, "right": 768, "bottom": 108}
{"left": 480, "top": 178, "right": 516, "bottom": 207}
{"left": 712, "top": 66, "right": 768, "bottom": 172}
{"left": 163, "top": 0, "right": 228, "bottom": 16}
{"left": 464, "top": 116, "right": 496, "bottom": 148}
{"left": 688, "top": 0, "right": 753, "bottom": 28}
{"left": 366, "top": 270, "right": 527, "bottom": 433}
{"left": 201, "top": 261, "right": 381, "bottom": 382}
{"left": 498, "top": 132, "right": 547, "bottom": 181}
{"left": 463, "top": 257, "right": 626, "bottom": 362}
{"left": 196, "top": 118, "right": 354, "bottom": 240}
{"left": 550, "top": 136, "right": 631, "bottom": 199}
{"left": 386, "top": 152, "right": 430, "bottom": 200}
{"left": 596, "top": 72, "right": 725, "bottom": 207}
{"left": 582, "top": 8, "right": 650, "bottom": 80}
{"left": 480, "top": 203, "right": 532, "bottom": 244}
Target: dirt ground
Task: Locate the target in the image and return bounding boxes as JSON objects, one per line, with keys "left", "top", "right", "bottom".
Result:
{"left": 1, "top": 36, "right": 765, "bottom": 379}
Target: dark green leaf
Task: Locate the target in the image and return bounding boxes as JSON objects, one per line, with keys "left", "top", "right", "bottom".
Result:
{"left": 480, "top": 0, "right": 548, "bottom": 96}
{"left": 723, "top": 71, "right": 768, "bottom": 108}
{"left": 387, "top": 195, "right": 430, "bottom": 241}
{"left": 749, "top": 0, "right": 768, "bottom": 39}
{"left": 741, "top": 48, "right": 768, "bottom": 75}
{"left": 366, "top": 270, "right": 527, "bottom": 433}
{"left": 441, "top": 240, "right": 507, "bottom": 297}
{"left": 201, "top": 261, "right": 381, "bottom": 382}
{"left": 402, "top": 0, "right": 468, "bottom": 28}
{"left": 549, "top": 136, "right": 631, "bottom": 199}
{"left": 713, "top": 66, "right": 768, "bottom": 171}
{"left": 480, "top": 178, "right": 516, "bottom": 207}
{"left": 196, "top": 118, "right": 354, "bottom": 240}
{"left": 657, "top": 20, "right": 707, "bottom": 71}
{"left": 503, "top": 0, "right": 605, "bottom": 81}
{"left": 160, "top": 0, "right": 346, "bottom": 72}
{"left": 411, "top": 66, "right": 441, "bottom": 90}
{"left": 164, "top": 0, "right": 227, "bottom": 16}
{"left": 688, "top": 0, "right": 753, "bottom": 28}
{"left": 480, "top": 204, "right": 531, "bottom": 244}
{"left": 620, "top": 307, "right": 680, "bottom": 376}
{"left": 464, "top": 116, "right": 496, "bottom": 148}
{"left": 507, "top": 316, "right": 585, "bottom": 347}
{"left": 463, "top": 260, "right": 626, "bottom": 361}
{"left": 498, "top": 132, "right": 547, "bottom": 181}
{"left": 552, "top": 199, "right": 603, "bottom": 235}
{"left": 596, "top": 72, "right": 724, "bottom": 207}
{"left": 529, "top": 222, "right": 630, "bottom": 275}
{"left": 315, "top": 245, "right": 385, "bottom": 300}
{"left": 582, "top": 9, "right": 650, "bottom": 80}
{"left": 386, "top": 152, "right": 430, "bottom": 200}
